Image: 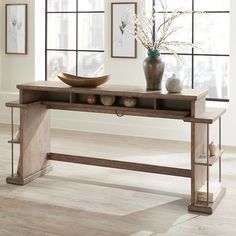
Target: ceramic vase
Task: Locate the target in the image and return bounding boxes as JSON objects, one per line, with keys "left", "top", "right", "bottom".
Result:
{"left": 143, "top": 51, "right": 165, "bottom": 91}
{"left": 165, "top": 74, "right": 183, "bottom": 93}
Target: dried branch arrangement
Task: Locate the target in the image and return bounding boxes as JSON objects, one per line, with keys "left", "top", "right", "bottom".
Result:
{"left": 121, "top": 0, "right": 201, "bottom": 58}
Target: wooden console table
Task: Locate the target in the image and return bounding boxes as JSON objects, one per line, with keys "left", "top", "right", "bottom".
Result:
{"left": 6, "top": 81, "right": 226, "bottom": 214}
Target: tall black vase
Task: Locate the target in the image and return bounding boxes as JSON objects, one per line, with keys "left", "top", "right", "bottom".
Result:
{"left": 143, "top": 51, "right": 165, "bottom": 91}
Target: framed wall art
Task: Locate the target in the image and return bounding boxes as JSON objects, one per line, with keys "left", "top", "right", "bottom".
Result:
{"left": 111, "top": 2, "right": 137, "bottom": 58}
{"left": 5, "top": 4, "right": 27, "bottom": 54}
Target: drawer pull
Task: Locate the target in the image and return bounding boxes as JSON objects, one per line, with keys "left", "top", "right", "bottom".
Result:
{"left": 115, "top": 110, "right": 124, "bottom": 117}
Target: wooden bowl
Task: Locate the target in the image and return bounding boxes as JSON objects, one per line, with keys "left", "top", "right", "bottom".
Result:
{"left": 57, "top": 73, "right": 110, "bottom": 87}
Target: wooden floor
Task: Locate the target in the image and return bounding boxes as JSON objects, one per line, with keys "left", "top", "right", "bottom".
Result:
{"left": 0, "top": 124, "right": 236, "bottom": 236}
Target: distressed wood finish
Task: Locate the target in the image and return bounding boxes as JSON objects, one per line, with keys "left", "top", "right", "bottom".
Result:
{"left": 6, "top": 100, "right": 26, "bottom": 108}
{"left": 8, "top": 139, "right": 20, "bottom": 144}
{"left": 195, "top": 150, "right": 224, "bottom": 166}
{"left": 17, "top": 81, "right": 208, "bottom": 101}
{"left": 191, "top": 123, "right": 207, "bottom": 204}
{"left": 188, "top": 187, "right": 226, "bottom": 214}
{"left": 5, "top": 100, "right": 41, "bottom": 108}
{"left": 20, "top": 89, "right": 45, "bottom": 104}
{"left": 47, "top": 153, "right": 191, "bottom": 178}
{"left": 20, "top": 103, "right": 51, "bottom": 178}
{"left": 5, "top": 81, "right": 226, "bottom": 214}
{"left": 6, "top": 102, "right": 52, "bottom": 184}
{"left": 184, "top": 108, "right": 226, "bottom": 124}
{"left": 42, "top": 101, "right": 190, "bottom": 120}
{"left": 190, "top": 97, "right": 207, "bottom": 207}
{"left": 6, "top": 166, "right": 53, "bottom": 185}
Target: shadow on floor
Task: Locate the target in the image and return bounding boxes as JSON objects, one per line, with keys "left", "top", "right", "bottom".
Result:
{"left": 0, "top": 194, "right": 198, "bottom": 236}
{"left": 45, "top": 174, "right": 190, "bottom": 200}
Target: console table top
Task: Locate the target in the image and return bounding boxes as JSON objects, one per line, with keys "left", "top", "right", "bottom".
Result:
{"left": 17, "top": 81, "right": 208, "bottom": 101}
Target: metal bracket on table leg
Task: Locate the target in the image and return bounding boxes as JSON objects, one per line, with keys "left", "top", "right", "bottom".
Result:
{"left": 206, "top": 124, "right": 210, "bottom": 206}
{"left": 219, "top": 117, "right": 222, "bottom": 182}
{"left": 115, "top": 110, "right": 124, "bottom": 117}
{"left": 11, "top": 107, "right": 14, "bottom": 177}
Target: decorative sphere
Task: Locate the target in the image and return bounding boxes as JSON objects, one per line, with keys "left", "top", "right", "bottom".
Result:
{"left": 124, "top": 97, "right": 137, "bottom": 108}
{"left": 87, "top": 95, "right": 97, "bottom": 104}
{"left": 100, "top": 95, "right": 115, "bottom": 106}
{"left": 165, "top": 74, "right": 183, "bottom": 93}
{"left": 209, "top": 141, "right": 218, "bottom": 156}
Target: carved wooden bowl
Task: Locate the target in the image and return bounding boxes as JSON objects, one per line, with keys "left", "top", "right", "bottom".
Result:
{"left": 57, "top": 73, "right": 109, "bottom": 87}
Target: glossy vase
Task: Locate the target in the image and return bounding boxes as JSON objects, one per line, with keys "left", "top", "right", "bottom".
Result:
{"left": 143, "top": 51, "right": 165, "bottom": 91}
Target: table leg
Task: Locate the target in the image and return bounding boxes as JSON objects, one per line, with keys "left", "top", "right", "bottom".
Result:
{"left": 6, "top": 103, "right": 52, "bottom": 185}
{"left": 188, "top": 122, "right": 208, "bottom": 213}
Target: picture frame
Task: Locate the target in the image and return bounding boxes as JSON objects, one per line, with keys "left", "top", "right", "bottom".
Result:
{"left": 5, "top": 4, "right": 27, "bottom": 54}
{"left": 111, "top": 2, "right": 137, "bottom": 58}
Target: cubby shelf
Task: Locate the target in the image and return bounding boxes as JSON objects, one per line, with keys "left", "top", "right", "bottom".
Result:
{"left": 41, "top": 101, "right": 190, "bottom": 119}
{"left": 39, "top": 90, "right": 192, "bottom": 119}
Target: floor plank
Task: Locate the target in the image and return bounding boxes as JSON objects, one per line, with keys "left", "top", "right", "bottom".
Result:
{"left": 0, "top": 124, "right": 236, "bottom": 236}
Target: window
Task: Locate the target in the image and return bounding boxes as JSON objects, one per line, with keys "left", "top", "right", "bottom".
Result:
{"left": 151, "top": 0, "right": 230, "bottom": 101}
{"left": 45, "top": 0, "right": 105, "bottom": 81}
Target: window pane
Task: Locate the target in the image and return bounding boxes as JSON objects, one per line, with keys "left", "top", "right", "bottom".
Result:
{"left": 47, "top": 51, "right": 76, "bottom": 81}
{"left": 161, "top": 55, "right": 192, "bottom": 89}
{"left": 195, "top": 13, "right": 229, "bottom": 54}
{"left": 78, "top": 52, "right": 104, "bottom": 77}
{"left": 155, "top": 0, "right": 191, "bottom": 11}
{"left": 78, "top": 0, "right": 104, "bottom": 11}
{"left": 48, "top": 13, "right": 76, "bottom": 50}
{"left": 155, "top": 14, "right": 192, "bottom": 53}
{"left": 47, "top": 0, "right": 76, "bottom": 12}
{"left": 195, "top": 0, "right": 230, "bottom": 11}
{"left": 78, "top": 13, "right": 104, "bottom": 50}
{"left": 194, "top": 56, "right": 229, "bottom": 99}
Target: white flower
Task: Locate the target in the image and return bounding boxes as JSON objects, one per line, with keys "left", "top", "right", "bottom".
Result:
{"left": 123, "top": 0, "right": 203, "bottom": 60}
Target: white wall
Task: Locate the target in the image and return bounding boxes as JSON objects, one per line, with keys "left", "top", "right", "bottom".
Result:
{"left": 0, "top": 0, "right": 235, "bottom": 147}
{"left": 0, "top": 0, "right": 4, "bottom": 89}
{"left": 35, "top": 0, "right": 45, "bottom": 81}
{"left": 105, "top": 0, "right": 146, "bottom": 87}
{"left": 0, "top": 0, "right": 35, "bottom": 91}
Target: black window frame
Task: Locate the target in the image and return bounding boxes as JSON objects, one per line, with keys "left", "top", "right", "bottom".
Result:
{"left": 152, "top": 0, "right": 230, "bottom": 102}
{"left": 45, "top": 0, "right": 105, "bottom": 81}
